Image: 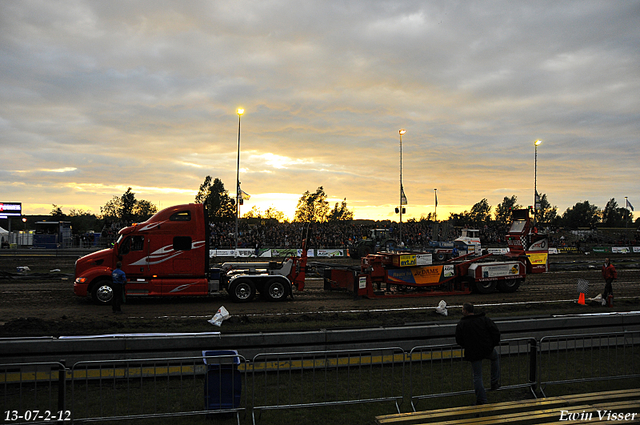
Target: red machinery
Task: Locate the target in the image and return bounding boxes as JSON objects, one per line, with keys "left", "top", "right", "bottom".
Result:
{"left": 324, "top": 209, "right": 546, "bottom": 299}
{"left": 324, "top": 252, "right": 526, "bottom": 298}
{"left": 505, "top": 208, "right": 549, "bottom": 274}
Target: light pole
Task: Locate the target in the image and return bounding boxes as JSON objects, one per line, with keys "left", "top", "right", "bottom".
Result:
{"left": 534, "top": 139, "right": 542, "bottom": 224}
{"left": 21, "top": 217, "right": 27, "bottom": 247}
{"left": 399, "top": 129, "right": 406, "bottom": 246}
{"left": 235, "top": 108, "right": 244, "bottom": 253}
{"left": 434, "top": 188, "right": 437, "bottom": 222}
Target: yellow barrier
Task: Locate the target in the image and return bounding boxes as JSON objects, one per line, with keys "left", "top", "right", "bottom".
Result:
{"left": 1, "top": 350, "right": 464, "bottom": 383}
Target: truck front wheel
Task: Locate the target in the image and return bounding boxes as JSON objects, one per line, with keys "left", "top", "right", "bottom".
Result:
{"left": 229, "top": 279, "right": 256, "bottom": 303}
{"left": 264, "top": 278, "right": 289, "bottom": 302}
{"left": 91, "top": 279, "right": 114, "bottom": 305}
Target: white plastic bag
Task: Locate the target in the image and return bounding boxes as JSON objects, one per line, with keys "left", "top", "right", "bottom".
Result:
{"left": 435, "top": 300, "right": 448, "bottom": 316}
{"left": 208, "top": 306, "right": 230, "bottom": 327}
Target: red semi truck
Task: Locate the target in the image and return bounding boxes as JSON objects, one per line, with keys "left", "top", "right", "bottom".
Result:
{"left": 73, "top": 203, "right": 308, "bottom": 304}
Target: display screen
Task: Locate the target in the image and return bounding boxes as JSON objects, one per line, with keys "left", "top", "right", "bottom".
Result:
{"left": 0, "top": 202, "right": 22, "bottom": 217}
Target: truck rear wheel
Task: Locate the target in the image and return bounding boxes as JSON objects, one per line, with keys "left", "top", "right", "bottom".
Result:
{"left": 91, "top": 279, "right": 113, "bottom": 305}
{"left": 497, "top": 278, "right": 522, "bottom": 293}
{"left": 474, "top": 280, "right": 497, "bottom": 294}
{"left": 229, "top": 278, "right": 256, "bottom": 303}
{"left": 264, "top": 278, "right": 289, "bottom": 302}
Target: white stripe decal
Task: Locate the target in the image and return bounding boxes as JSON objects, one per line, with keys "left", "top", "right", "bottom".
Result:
{"left": 130, "top": 241, "right": 206, "bottom": 266}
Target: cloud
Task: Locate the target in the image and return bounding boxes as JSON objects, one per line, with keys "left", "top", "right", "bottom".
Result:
{"left": 1, "top": 0, "right": 638, "bottom": 220}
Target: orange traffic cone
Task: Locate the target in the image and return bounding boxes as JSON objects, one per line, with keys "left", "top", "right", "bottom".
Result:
{"left": 578, "top": 293, "right": 586, "bottom": 305}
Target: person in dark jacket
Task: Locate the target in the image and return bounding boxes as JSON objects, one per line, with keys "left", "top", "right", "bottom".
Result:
{"left": 455, "top": 303, "right": 501, "bottom": 405}
{"left": 111, "top": 261, "right": 127, "bottom": 313}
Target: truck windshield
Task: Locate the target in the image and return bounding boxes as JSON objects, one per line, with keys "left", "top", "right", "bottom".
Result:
{"left": 509, "top": 221, "right": 526, "bottom": 233}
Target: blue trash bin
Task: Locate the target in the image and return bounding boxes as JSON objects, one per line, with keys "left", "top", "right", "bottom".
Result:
{"left": 203, "top": 350, "right": 241, "bottom": 410}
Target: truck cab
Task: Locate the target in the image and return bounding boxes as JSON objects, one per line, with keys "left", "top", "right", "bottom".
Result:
{"left": 453, "top": 228, "right": 481, "bottom": 257}
{"left": 505, "top": 209, "right": 549, "bottom": 273}
{"left": 74, "top": 204, "right": 209, "bottom": 304}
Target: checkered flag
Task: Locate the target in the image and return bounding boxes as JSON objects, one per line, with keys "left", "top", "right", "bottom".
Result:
{"left": 577, "top": 279, "right": 589, "bottom": 294}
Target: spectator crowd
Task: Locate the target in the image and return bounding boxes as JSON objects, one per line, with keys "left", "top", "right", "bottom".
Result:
{"left": 208, "top": 220, "right": 513, "bottom": 250}
{"left": 98, "top": 218, "right": 639, "bottom": 251}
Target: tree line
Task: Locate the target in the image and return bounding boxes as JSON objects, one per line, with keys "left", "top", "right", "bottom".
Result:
{"left": 43, "top": 176, "right": 637, "bottom": 235}
{"left": 450, "top": 194, "right": 636, "bottom": 229}
{"left": 195, "top": 177, "right": 353, "bottom": 223}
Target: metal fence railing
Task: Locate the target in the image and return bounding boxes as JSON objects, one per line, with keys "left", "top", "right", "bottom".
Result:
{"left": 538, "top": 330, "right": 640, "bottom": 397}
{"left": 250, "top": 347, "right": 405, "bottom": 424}
{"left": 1, "top": 332, "right": 639, "bottom": 423}
{"left": 70, "top": 353, "right": 248, "bottom": 424}
{"left": 407, "top": 338, "right": 536, "bottom": 412}
{"left": 0, "top": 361, "right": 68, "bottom": 422}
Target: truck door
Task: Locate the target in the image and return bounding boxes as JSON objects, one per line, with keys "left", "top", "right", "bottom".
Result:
{"left": 118, "top": 234, "right": 153, "bottom": 295}
{"left": 118, "top": 234, "right": 148, "bottom": 280}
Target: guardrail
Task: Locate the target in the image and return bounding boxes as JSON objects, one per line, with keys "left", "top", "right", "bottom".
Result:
{"left": 0, "top": 361, "right": 67, "bottom": 422}
{"left": 70, "top": 353, "right": 248, "bottom": 424}
{"left": 1, "top": 332, "right": 639, "bottom": 424}
{"left": 250, "top": 347, "right": 405, "bottom": 425}
{"left": 407, "top": 338, "right": 536, "bottom": 412}
{"left": 538, "top": 330, "right": 640, "bottom": 397}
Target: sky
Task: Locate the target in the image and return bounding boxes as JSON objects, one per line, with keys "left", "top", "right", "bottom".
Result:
{"left": 1, "top": 0, "right": 639, "bottom": 223}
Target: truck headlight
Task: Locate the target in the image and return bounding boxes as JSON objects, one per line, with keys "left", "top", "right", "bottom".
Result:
{"left": 75, "top": 277, "right": 87, "bottom": 284}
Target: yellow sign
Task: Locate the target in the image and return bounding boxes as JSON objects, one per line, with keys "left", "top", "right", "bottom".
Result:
{"left": 528, "top": 253, "right": 548, "bottom": 265}
{"left": 392, "top": 254, "right": 417, "bottom": 267}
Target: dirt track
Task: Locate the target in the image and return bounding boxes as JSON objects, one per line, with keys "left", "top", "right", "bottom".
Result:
{"left": 1, "top": 254, "right": 639, "bottom": 337}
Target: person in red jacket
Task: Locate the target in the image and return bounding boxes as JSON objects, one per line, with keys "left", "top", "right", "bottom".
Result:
{"left": 601, "top": 258, "right": 617, "bottom": 306}
{"left": 455, "top": 303, "right": 501, "bottom": 405}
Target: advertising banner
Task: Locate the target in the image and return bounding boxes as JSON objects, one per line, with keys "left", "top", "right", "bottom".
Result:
{"left": 416, "top": 253, "right": 432, "bottom": 266}
{"left": 481, "top": 263, "right": 520, "bottom": 279}
{"left": 612, "top": 246, "right": 631, "bottom": 254}
{"left": 210, "top": 249, "right": 256, "bottom": 258}
{"left": 359, "top": 276, "right": 367, "bottom": 290}
{"left": 211, "top": 248, "right": 324, "bottom": 258}
{"left": 271, "top": 248, "right": 299, "bottom": 257}
{"left": 392, "top": 254, "right": 417, "bottom": 267}
{"left": 316, "top": 249, "right": 344, "bottom": 258}
{"left": 387, "top": 265, "right": 451, "bottom": 286}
